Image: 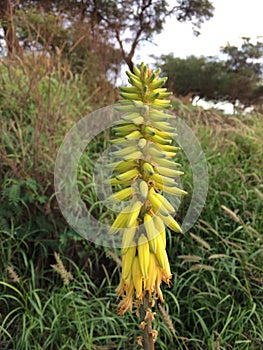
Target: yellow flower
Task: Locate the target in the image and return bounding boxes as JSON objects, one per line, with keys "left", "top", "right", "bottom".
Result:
{"left": 110, "top": 63, "right": 186, "bottom": 314}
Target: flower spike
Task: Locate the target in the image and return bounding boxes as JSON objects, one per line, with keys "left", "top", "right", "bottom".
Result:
{"left": 108, "top": 63, "right": 187, "bottom": 315}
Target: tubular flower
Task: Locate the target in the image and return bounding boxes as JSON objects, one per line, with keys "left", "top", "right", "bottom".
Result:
{"left": 108, "top": 63, "right": 187, "bottom": 315}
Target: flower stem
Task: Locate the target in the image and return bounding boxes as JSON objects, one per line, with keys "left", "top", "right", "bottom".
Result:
{"left": 140, "top": 292, "right": 155, "bottom": 350}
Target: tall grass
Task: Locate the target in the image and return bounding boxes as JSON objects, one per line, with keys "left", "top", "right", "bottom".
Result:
{"left": 0, "top": 57, "right": 262, "bottom": 349}
{"left": 0, "top": 253, "right": 139, "bottom": 349}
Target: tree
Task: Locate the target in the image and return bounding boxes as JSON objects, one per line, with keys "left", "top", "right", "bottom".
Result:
{"left": 157, "top": 38, "right": 263, "bottom": 108}
{"left": 175, "top": 0, "right": 216, "bottom": 35}
{"left": 220, "top": 38, "right": 263, "bottom": 107}
{"left": 0, "top": 4, "right": 123, "bottom": 89}
{"left": 0, "top": 0, "right": 215, "bottom": 71}
{"left": 156, "top": 54, "right": 226, "bottom": 100}
{"left": 82, "top": 0, "right": 215, "bottom": 71}
{"left": 222, "top": 37, "right": 263, "bottom": 75}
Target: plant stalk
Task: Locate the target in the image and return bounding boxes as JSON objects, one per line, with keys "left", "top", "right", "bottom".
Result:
{"left": 140, "top": 292, "right": 154, "bottom": 350}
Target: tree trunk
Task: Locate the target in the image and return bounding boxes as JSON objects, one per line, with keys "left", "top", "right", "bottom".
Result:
{"left": 0, "top": 0, "right": 23, "bottom": 56}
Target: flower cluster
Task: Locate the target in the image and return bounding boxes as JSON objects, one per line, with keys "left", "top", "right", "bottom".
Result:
{"left": 108, "top": 63, "right": 186, "bottom": 315}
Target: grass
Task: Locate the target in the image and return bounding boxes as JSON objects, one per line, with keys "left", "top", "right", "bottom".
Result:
{"left": 0, "top": 59, "right": 262, "bottom": 349}
{"left": 0, "top": 268, "right": 132, "bottom": 349}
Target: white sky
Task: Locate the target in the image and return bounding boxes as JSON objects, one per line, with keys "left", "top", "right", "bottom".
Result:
{"left": 136, "top": 0, "right": 263, "bottom": 62}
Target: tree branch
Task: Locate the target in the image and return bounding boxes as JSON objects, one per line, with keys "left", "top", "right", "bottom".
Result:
{"left": 0, "top": 0, "right": 23, "bottom": 56}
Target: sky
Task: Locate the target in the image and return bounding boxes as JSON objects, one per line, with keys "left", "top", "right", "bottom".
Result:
{"left": 136, "top": 0, "right": 263, "bottom": 62}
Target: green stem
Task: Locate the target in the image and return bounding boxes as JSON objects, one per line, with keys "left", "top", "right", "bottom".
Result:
{"left": 140, "top": 292, "right": 154, "bottom": 350}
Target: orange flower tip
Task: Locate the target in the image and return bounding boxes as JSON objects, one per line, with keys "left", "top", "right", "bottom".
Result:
{"left": 156, "top": 286, "right": 164, "bottom": 303}
{"left": 118, "top": 296, "right": 133, "bottom": 315}
{"left": 116, "top": 284, "right": 124, "bottom": 295}
{"left": 161, "top": 272, "right": 173, "bottom": 282}
{"left": 136, "top": 293, "right": 144, "bottom": 300}
{"left": 150, "top": 298, "right": 155, "bottom": 308}
{"left": 137, "top": 336, "right": 143, "bottom": 347}
{"left": 163, "top": 278, "right": 172, "bottom": 286}
{"left": 117, "top": 308, "right": 126, "bottom": 316}
{"left": 139, "top": 321, "right": 147, "bottom": 330}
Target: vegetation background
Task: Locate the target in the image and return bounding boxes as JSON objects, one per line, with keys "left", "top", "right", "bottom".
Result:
{"left": 0, "top": 1, "right": 262, "bottom": 349}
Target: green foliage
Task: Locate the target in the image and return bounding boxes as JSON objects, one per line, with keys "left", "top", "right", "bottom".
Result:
{"left": 163, "top": 106, "right": 263, "bottom": 349}
{"left": 16, "top": 8, "right": 68, "bottom": 51}
{"left": 0, "top": 56, "right": 94, "bottom": 246}
{"left": 0, "top": 45, "right": 262, "bottom": 348}
{"left": 1, "top": 0, "right": 214, "bottom": 71}
{"left": 222, "top": 38, "right": 263, "bottom": 75}
{"left": 175, "top": 0, "right": 215, "bottom": 35}
{"left": 0, "top": 253, "right": 139, "bottom": 350}
{"left": 1, "top": 91, "right": 263, "bottom": 348}
{"left": 156, "top": 54, "right": 225, "bottom": 98}
{"left": 14, "top": 7, "right": 122, "bottom": 82}
{"left": 157, "top": 38, "right": 263, "bottom": 108}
